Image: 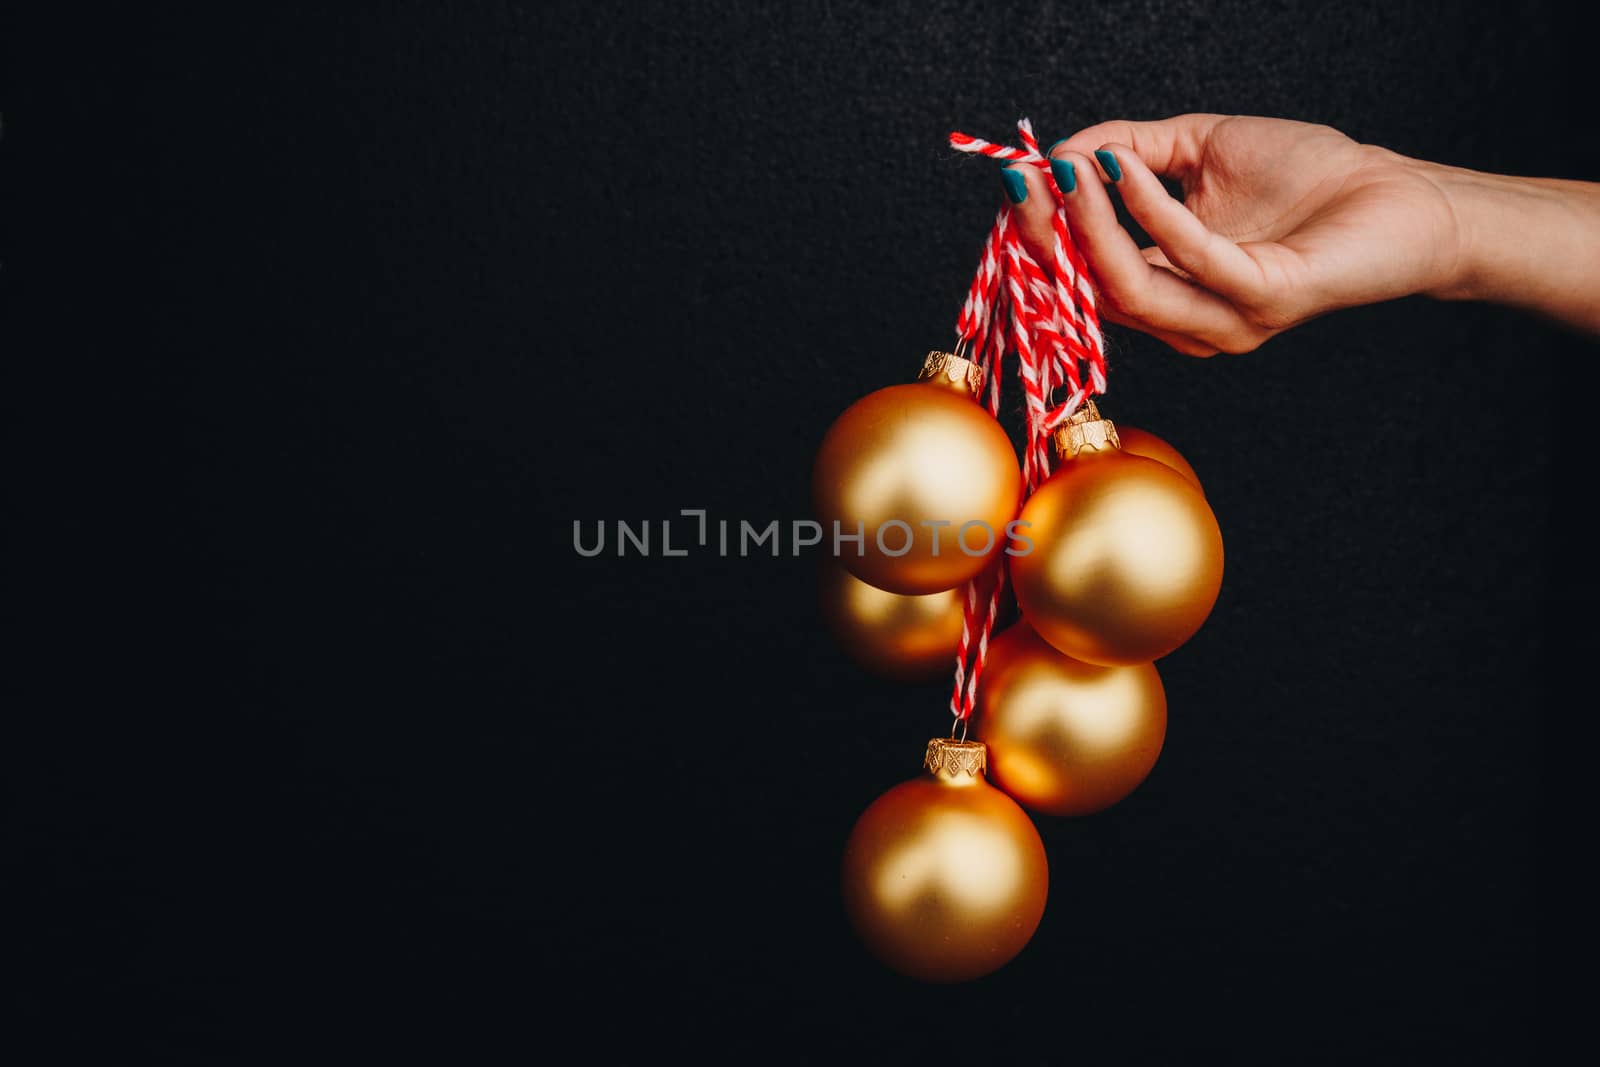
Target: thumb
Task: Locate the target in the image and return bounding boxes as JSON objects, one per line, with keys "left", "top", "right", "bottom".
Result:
{"left": 1048, "top": 114, "right": 1227, "bottom": 180}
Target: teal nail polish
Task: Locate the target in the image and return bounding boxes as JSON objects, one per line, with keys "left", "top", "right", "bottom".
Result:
{"left": 1050, "top": 157, "right": 1076, "bottom": 193}
{"left": 1046, "top": 138, "right": 1070, "bottom": 156}
{"left": 1000, "top": 165, "right": 1027, "bottom": 204}
{"left": 1095, "top": 149, "right": 1122, "bottom": 182}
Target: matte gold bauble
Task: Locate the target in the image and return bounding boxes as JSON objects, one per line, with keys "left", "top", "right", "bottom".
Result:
{"left": 1115, "top": 425, "right": 1203, "bottom": 493}
{"left": 818, "top": 560, "right": 966, "bottom": 681}
{"left": 977, "top": 623, "right": 1166, "bottom": 815}
{"left": 1010, "top": 403, "right": 1223, "bottom": 666}
{"left": 813, "top": 352, "right": 1022, "bottom": 595}
{"left": 842, "top": 739, "right": 1048, "bottom": 982}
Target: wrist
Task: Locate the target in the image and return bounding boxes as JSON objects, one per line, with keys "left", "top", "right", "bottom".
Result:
{"left": 1413, "top": 161, "right": 1600, "bottom": 319}
{"left": 1411, "top": 160, "right": 1499, "bottom": 302}
{"left": 1350, "top": 147, "right": 1481, "bottom": 303}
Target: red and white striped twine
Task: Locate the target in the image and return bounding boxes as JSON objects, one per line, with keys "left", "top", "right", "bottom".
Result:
{"left": 947, "top": 118, "right": 1108, "bottom": 726}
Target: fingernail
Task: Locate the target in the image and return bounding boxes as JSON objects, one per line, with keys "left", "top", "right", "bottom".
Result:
{"left": 1000, "top": 165, "right": 1027, "bottom": 204}
{"left": 1095, "top": 149, "right": 1122, "bottom": 182}
{"left": 1050, "top": 157, "right": 1076, "bottom": 194}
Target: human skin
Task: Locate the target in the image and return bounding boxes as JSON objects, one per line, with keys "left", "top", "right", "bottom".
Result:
{"left": 1000, "top": 114, "right": 1600, "bottom": 355}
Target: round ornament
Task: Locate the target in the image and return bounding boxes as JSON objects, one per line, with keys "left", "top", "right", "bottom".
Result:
{"left": 977, "top": 622, "right": 1166, "bottom": 815}
{"left": 813, "top": 352, "right": 1022, "bottom": 595}
{"left": 819, "top": 560, "right": 968, "bottom": 681}
{"left": 1010, "top": 403, "right": 1223, "bottom": 665}
{"left": 842, "top": 738, "right": 1048, "bottom": 982}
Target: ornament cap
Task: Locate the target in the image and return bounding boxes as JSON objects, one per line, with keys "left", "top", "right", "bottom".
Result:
{"left": 917, "top": 351, "right": 985, "bottom": 399}
{"left": 923, "top": 738, "right": 988, "bottom": 781}
{"left": 1052, "top": 399, "right": 1121, "bottom": 459}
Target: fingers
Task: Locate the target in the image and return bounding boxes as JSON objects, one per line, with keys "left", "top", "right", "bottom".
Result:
{"left": 1142, "top": 246, "right": 1182, "bottom": 275}
{"left": 1100, "top": 306, "right": 1220, "bottom": 358}
{"left": 1046, "top": 114, "right": 1227, "bottom": 180}
{"left": 994, "top": 135, "right": 1276, "bottom": 356}
{"left": 1087, "top": 142, "right": 1266, "bottom": 306}
{"left": 1001, "top": 161, "right": 1059, "bottom": 269}
{"left": 1050, "top": 146, "right": 1252, "bottom": 344}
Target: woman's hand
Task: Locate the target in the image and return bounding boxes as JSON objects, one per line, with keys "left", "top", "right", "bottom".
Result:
{"left": 1003, "top": 114, "right": 1600, "bottom": 353}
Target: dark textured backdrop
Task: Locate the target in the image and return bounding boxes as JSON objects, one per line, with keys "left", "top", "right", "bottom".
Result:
{"left": 11, "top": 1, "right": 1587, "bottom": 1061}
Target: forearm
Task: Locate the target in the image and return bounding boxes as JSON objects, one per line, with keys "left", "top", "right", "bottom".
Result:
{"left": 1423, "top": 163, "right": 1600, "bottom": 332}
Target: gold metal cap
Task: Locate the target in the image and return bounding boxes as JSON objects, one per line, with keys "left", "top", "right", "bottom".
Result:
{"left": 917, "top": 351, "right": 985, "bottom": 398}
{"left": 924, "top": 738, "right": 987, "bottom": 779}
{"left": 1052, "top": 399, "right": 1121, "bottom": 459}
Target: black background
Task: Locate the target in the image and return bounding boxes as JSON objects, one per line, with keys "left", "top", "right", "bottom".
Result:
{"left": 9, "top": 1, "right": 1589, "bottom": 1062}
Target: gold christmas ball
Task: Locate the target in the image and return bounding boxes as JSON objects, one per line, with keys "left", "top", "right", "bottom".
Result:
{"left": 1010, "top": 405, "right": 1223, "bottom": 666}
{"left": 1115, "top": 425, "right": 1203, "bottom": 494}
{"left": 813, "top": 353, "right": 1022, "bottom": 595}
{"left": 977, "top": 623, "right": 1166, "bottom": 816}
{"left": 818, "top": 560, "right": 966, "bottom": 681}
{"left": 842, "top": 739, "right": 1048, "bottom": 982}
